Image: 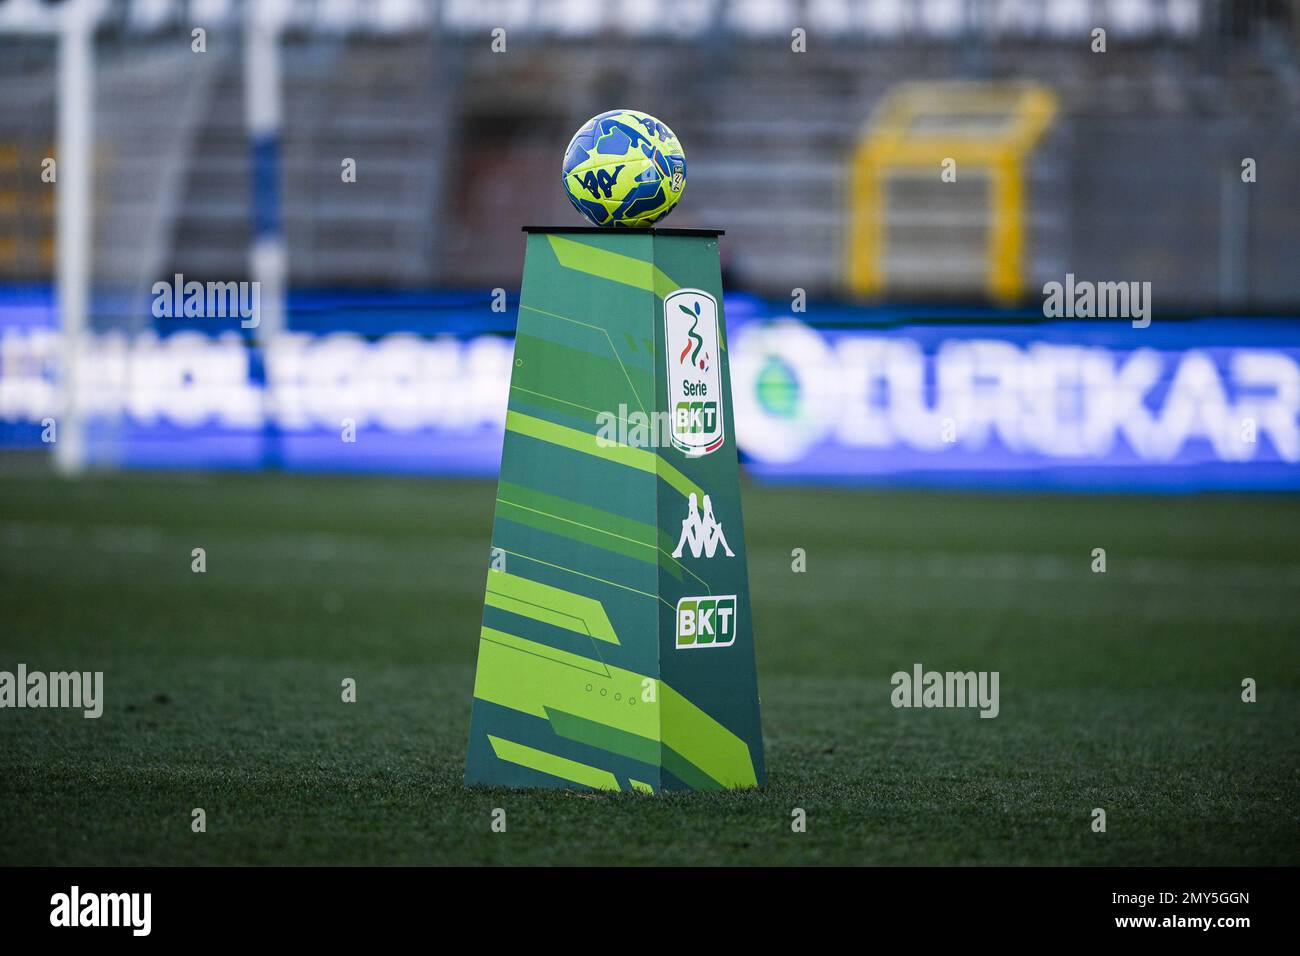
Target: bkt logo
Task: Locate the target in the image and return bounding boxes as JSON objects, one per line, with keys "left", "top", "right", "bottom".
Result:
{"left": 664, "top": 288, "right": 725, "bottom": 457}
{"left": 675, "top": 400, "right": 719, "bottom": 442}
{"left": 676, "top": 595, "right": 738, "bottom": 649}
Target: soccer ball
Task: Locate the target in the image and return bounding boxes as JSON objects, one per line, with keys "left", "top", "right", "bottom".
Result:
{"left": 562, "top": 110, "right": 686, "bottom": 228}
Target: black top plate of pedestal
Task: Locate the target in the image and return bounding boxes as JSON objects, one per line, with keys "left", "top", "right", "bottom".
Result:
{"left": 522, "top": 226, "right": 724, "bottom": 237}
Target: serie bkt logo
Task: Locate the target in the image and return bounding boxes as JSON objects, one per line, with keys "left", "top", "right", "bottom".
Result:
{"left": 664, "top": 288, "right": 724, "bottom": 457}
{"left": 675, "top": 595, "right": 738, "bottom": 649}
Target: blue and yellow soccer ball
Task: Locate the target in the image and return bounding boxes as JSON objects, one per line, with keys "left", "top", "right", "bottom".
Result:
{"left": 562, "top": 110, "right": 686, "bottom": 228}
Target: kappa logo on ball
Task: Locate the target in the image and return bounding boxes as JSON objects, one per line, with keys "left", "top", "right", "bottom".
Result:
{"left": 664, "top": 288, "right": 725, "bottom": 457}
{"left": 675, "top": 594, "right": 738, "bottom": 649}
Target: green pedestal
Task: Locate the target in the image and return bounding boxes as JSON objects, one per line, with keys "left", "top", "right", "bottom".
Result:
{"left": 465, "top": 227, "right": 765, "bottom": 793}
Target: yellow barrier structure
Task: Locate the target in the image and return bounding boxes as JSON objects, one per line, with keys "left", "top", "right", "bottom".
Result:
{"left": 847, "top": 82, "right": 1057, "bottom": 302}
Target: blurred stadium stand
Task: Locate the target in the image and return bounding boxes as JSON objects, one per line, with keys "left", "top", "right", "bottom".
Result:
{"left": 1, "top": 0, "right": 1298, "bottom": 487}
{"left": 0, "top": 0, "right": 1297, "bottom": 307}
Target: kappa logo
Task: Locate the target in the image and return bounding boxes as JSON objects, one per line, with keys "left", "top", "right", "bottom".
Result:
{"left": 676, "top": 595, "right": 738, "bottom": 649}
{"left": 574, "top": 164, "right": 625, "bottom": 200}
{"left": 672, "top": 492, "right": 734, "bottom": 559}
{"left": 664, "top": 288, "right": 724, "bottom": 457}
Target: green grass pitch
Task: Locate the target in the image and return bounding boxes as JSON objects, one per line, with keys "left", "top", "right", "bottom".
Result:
{"left": 1, "top": 466, "right": 1296, "bottom": 865}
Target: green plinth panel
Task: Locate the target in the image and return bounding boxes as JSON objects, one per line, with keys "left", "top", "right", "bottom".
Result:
{"left": 464, "top": 228, "right": 765, "bottom": 793}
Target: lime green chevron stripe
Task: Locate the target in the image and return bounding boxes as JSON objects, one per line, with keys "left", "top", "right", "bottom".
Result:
{"left": 499, "top": 480, "right": 657, "bottom": 547}
{"left": 473, "top": 630, "right": 660, "bottom": 738}
{"left": 478, "top": 627, "right": 608, "bottom": 678}
{"left": 651, "top": 454, "right": 706, "bottom": 508}
{"left": 505, "top": 409, "right": 647, "bottom": 471}
{"left": 662, "top": 746, "right": 724, "bottom": 790}
{"left": 505, "top": 410, "right": 703, "bottom": 501}
{"left": 484, "top": 571, "right": 619, "bottom": 644}
{"left": 547, "top": 234, "right": 679, "bottom": 299}
{"left": 497, "top": 480, "right": 658, "bottom": 563}
{"left": 629, "top": 778, "right": 655, "bottom": 794}
{"left": 487, "top": 735, "right": 620, "bottom": 790}
{"left": 472, "top": 629, "right": 758, "bottom": 789}
{"left": 543, "top": 706, "right": 660, "bottom": 766}
{"left": 495, "top": 481, "right": 685, "bottom": 582}
{"left": 661, "top": 684, "right": 758, "bottom": 789}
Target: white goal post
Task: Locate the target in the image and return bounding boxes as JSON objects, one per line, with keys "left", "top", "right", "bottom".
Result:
{"left": 0, "top": 0, "right": 288, "bottom": 474}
